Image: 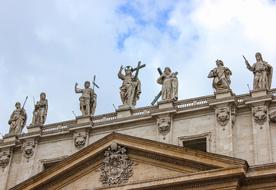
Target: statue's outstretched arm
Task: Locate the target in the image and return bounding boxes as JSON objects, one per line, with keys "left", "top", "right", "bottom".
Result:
{"left": 118, "top": 66, "right": 125, "bottom": 80}
{"left": 208, "top": 70, "right": 214, "bottom": 78}
{"left": 75, "top": 83, "right": 82, "bottom": 93}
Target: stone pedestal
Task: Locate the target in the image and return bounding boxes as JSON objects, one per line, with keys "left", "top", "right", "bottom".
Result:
{"left": 211, "top": 90, "right": 235, "bottom": 157}
{"left": 157, "top": 100, "right": 174, "bottom": 109}
{"left": 214, "top": 104, "right": 235, "bottom": 157}
{"left": 116, "top": 105, "right": 132, "bottom": 118}
{"left": 3, "top": 135, "right": 17, "bottom": 144}
{"left": 250, "top": 89, "right": 268, "bottom": 98}
{"left": 0, "top": 148, "right": 11, "bottom": 190}
{"left": 247, "top": 90, "right": 272, "bottom": 164}
{"left": 215, "top": 89, "right": 233, "bottom": 99}
{"left": 76, "top": 116, "right": 92, "bottom": 124}
{"left": 27, "top": 125, "right": 42, "bottom": 133}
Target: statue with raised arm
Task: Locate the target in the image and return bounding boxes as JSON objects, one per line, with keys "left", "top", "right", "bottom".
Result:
{"left": 31, "top": 92, "right": 48, "bottom": 126}
{"left": 118, "top": 61, "right": 145, "bottom": 108}
{"left": 243, "top": 52, "right": 273, "bottom": 90}
{"left": 208, "top": 60, "right": 232, "bottom": 92}
{"left": 157, "top": 67, "right": 178, "bottom": 101}
{"left": 75, "top": 81, "right": 97, "bottom": 116}
{"left": 8, "top": 101, "right": 27, "bottom": 135}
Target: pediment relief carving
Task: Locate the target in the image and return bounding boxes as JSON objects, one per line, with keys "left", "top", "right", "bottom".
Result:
{"left": 10, "top": 133, "right": 247, "bottom": 190}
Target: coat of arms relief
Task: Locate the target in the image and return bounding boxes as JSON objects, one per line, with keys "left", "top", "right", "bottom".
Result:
{"left": 100, "top": 142, "right": 133, "bottom": 186}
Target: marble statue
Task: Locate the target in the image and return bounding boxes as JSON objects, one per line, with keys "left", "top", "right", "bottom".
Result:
{"left": 8, "top": 101, "right": 27, "bottom": 135}
{"left": 75, "top": 81, "right": 97, "bottom": 116}
{"left": 31, "top": 92, "right": 48, "bottom": 126}
{"left": 118, "top": 61, "right": 145, "bottom": 108}
{"left": 244, "top": 52, "right": 273, "bottom": 90}
{"left": 157, "top": 67, "right": 178, "bottom": 101}
{"left": 208, "top": 60, "right": 232, "bottom": 92}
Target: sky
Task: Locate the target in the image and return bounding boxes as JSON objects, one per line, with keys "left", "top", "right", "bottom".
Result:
{"left": 1, "top": 0, "right": 276, "bottom": 136}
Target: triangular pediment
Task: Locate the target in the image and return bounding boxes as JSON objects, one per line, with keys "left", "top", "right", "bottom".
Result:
{"left": 11, "top": 132, "right": 248, "bottom": 190}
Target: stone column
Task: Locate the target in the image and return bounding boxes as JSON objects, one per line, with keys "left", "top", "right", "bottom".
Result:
{"left": 152, "top": 100, "right": 177, "bottom": 144}
{"left": 209, "top": 90, "right": 236, "bottom": 157}
{"left": 17, "top": 137, "right": 38, "bottom": 184}
{"left": 0, "top": 136, "right": 14, "bottom": 190}
{"left": 245, "top": 90, "right": 273, "bottom": 164}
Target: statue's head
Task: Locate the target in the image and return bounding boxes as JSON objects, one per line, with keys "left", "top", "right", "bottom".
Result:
{"left": 255, "top": 52, "right": 263, "bottom": 62}
{"left": 40, "top": 92, "right": 46, "bottom": 100}
{"left": 164, "top": 67, "right": 171, "bottom": 75}
{"left": 15, "top": 102, "right": 21, "bottom": 109}
{"left": 216, "top": 60, "right": 224, "bottom": 67}
{"left": 124, "top": 66, "right": 133, "bottom": 75}
{"left": 84, "top": 81, "right": 90, "bottom": 88}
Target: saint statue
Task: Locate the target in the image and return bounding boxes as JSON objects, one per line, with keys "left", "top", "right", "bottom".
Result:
{"left": 157, "top": 67, "right": 178, "bottom": 101}
{"left": 118, "top": 61, "right": 145, "bottom": 108}
{"left": 244, "top": 52, "right": 273, "bottom": 90}
{"left": 8, "top": 102, "right": 27, "bottom": 135}
{"left": 208, "top": 60, "right": 232, "bottom": 92}
{"left": 75, "top": 81, "right": 97, "bottom": 116}
{"left": 31, "top": 92, "right": 48, "bottom": 126}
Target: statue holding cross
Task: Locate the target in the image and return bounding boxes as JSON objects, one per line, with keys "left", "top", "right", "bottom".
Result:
{"left": 118, "top": 61, "right": 145, "bottom": 108}
{"left": 75, "top": 76, "right": 98, "bottom": 116}
{"left": 155, "top": 67, "right": 178, "bottom": 103}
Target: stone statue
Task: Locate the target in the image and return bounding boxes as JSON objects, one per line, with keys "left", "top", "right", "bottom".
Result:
{"left": 31, "top": 92, "right": 48, "bottom": 126}
{"left": 118, "top": 61, "right": 145, "bottom": 108}
{"left": 75, "top": 81, "right": 97, "bottom": 116}
{"left": 8, "top": 101, "right": 27, "bottom": 135}
{"left": 157, "top": 67, "right": 178, "bottom": 101}
{"left": 208, "top": 60, "right": 232, "bottom": 92}
{"left": 244, "top": 52, "right": 273, "bottom": 90}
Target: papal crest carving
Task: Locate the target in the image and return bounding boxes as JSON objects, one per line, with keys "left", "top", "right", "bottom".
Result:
{"left": 216, "top": 107, "right": 230, "bottom": 126}
{"left": 22, "top": 139, "right": 36, "bottom": 160}
{"left": 73, "top": 131, "right": 87, "bottom": 149}
{"left": 253, "top": 106, "right": 267, "bottom": 125}
{"left": 157, "top": 116, "right": 171, "bottom": 137}
{"left": 100, "top": 142, "right": 133, "bottom": 186}
{"left": 0, "top": 151, "right": 10, "bottom": 169}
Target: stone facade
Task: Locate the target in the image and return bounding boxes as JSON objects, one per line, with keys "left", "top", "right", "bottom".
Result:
{"left": 1, "top": 89, "right": 276, "bottom": 189}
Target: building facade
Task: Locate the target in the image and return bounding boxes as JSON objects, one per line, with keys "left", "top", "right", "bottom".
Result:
{"left": 1, "top": 88, "right": 276, "bottom": 189}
